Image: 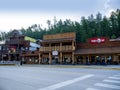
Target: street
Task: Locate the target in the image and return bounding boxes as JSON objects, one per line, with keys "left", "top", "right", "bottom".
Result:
{"left": 0, "top": 65, "right": 120, "bottom": 90}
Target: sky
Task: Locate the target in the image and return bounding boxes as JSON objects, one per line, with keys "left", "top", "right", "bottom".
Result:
{"left": 0, "top": 0, "right": 120, "bottom": 32}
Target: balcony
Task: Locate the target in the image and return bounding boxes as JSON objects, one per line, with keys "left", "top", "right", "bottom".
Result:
{"left": 6, "top": 40, "right": 29, "bottom": 46}
{"left": 0, "top": 50, "right": 8, "bottom": 54}
{"left": 6, "top": 39, "right": 21, "bottom": 45}
{"left": 40, "top": 45, "right": 75, "bottom": 52}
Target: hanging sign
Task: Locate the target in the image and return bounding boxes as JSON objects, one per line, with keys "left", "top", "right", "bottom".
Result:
{"left": 52, "top": 51, "right": 58, "bottom": 56}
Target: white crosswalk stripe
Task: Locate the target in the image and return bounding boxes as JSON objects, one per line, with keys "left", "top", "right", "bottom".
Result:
{"left": 95, "top": 83, "right": 120, "bottom": 89}
{"left": 86, "top": 74, "right": 120, "bottom": 90}
{"left": 108, "top": 77, "right": 120, "bottom": 80}
{"left": 38, "top": 74, "right": 94, "bottom": 90}
{"left": 103, "top": 79, "right": 120, "bottom": 84}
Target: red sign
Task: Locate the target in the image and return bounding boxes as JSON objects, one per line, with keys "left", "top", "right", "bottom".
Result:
{"left": 89, "top": 38, "right": 106, "bottom": 44}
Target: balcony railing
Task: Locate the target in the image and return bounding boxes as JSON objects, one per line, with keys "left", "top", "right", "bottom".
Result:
{"left": 40, "top": 45, "right": 75, "bottom": 52}
{"left": 6, "top": 40, "right": 29, "bottom": 45}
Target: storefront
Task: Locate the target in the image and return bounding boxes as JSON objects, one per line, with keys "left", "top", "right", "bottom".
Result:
{"left": 75, "top": 37, "right": 120, "bottom": 65}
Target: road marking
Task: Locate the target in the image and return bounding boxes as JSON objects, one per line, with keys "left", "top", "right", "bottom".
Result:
{"left": 95, "top": 83, "right": 120, "bottom": 89}
{"left": 103, "top": 79, "right": 120, "bottom": 84}
{"left": 38, "top": 74, "right": 94, "bottom": 90}
{"left": 86, "top": 88, "right": 100, "bottom": 90}
{"left": 108, "top": 77, "right": 120, "bottom": 80}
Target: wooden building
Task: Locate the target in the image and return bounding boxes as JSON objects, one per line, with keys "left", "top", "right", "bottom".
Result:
{"left": 39, "top": 32, "right": 76, "bottom": 64}
{"left": 39, "top": 33, "right": 120, "bottom": 65}
{"left": 0, "top": 30, "right": 40, "bottom": 64}
{"left": 75, "top": 37, "right": 120, "bottom": 65}
{"left": 0, "top": 30, "right": 120, "bottom": 65}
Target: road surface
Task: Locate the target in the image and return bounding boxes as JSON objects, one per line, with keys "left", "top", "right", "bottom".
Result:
{"left": 0, "top": 65, "right": 120, "bottom": 90}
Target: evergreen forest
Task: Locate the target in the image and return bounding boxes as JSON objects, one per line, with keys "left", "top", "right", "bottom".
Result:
{"left": 0, "top": 9, "right": 120, "bottom": 43}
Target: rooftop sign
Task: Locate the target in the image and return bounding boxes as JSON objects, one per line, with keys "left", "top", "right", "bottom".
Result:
{"left": 89, "top": 37, "right": 106, "bottom": 44}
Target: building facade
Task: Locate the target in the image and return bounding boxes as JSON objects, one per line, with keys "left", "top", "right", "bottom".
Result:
{"left": 39, "top": 32, "right": 120, "bottom": 65}
{"left": 0, "top": 31, "right": 120, "bottom": 65}
{"left": 75, "top": 37, "right": 120, "bottom": 65}
{"left": 0, "top": 30, "right": 40, "bottom": 64}
{"left": 39, "top": 32, "right": 76, "bottom": 64}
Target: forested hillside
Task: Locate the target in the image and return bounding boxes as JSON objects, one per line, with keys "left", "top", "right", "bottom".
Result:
{"left": 0, "top": 9, "right": 120, "bottom": 43}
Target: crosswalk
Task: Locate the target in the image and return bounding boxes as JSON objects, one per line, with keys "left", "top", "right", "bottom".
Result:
{"left": 86, "top": 73, "right": 120, "bottom": 90}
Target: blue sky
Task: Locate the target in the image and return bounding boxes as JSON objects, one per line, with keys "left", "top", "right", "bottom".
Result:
{"left": 0, "top": 0, "right": 120, "bottom": 32}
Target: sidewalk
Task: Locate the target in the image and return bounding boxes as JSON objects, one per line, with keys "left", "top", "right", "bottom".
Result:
{"left": 21, "top": 64, "right": 120, "bottom": 70}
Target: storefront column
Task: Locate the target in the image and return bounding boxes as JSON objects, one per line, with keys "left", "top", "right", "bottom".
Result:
{"left": 72, "top": 52, "right": 75, "bottom": 64}
{"left": 105, "top": 56, "right": 107, "bottom": 64}
{"left": 74, "top": 55, "right": 77, "bottom": 64}
{"left": 88, "top": 55, "right": 90, "bottom": 63}
{"left": 8, "top": 54, "right": 11, "bottom": 61}
{"left": 39, "top": 53, "right": 42, "bottom": 64}
{"left": 83, "top": 56, "right": 86, "bottom": 64}
{"left": 72, "top": 41, "right": 75, "bottom": 50}
{"left": 60, "top": 52, "right": 62, "bottom": 64}
{"left": 60, "top": 42, "right": 62, "bottom": 51}
{"left": 113, "top": 55, "right": 119, "bottom": 64}
{"left": 49, "top": 52, "right": 52, "bottom": 64}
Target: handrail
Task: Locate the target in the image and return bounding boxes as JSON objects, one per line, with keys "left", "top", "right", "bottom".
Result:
{"left": 40, "top": 45, "right": 74, "bottom": 51}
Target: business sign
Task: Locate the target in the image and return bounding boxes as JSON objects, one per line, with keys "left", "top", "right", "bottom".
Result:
{"left": 52, "top": 51, "right": 58, "bottom": 56}
{"left": 89, "top": 37, "right": 106, "bottom": 44}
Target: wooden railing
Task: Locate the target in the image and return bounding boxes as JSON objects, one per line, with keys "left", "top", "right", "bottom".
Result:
{"left": 6, "top": 39, "right": 21, "bottom": 44}
{"left": 6, "top": 40, "right": 29, "bottom": 45}
{"left": 40, "top": 45, "right": 75, "bottom": 52}
{"left": 0, "top": 50, "right": 8, "bottom": 54}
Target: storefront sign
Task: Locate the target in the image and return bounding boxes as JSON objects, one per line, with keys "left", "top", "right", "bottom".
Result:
{"left": 52, "top": 51, "right": 58, "bottom": 56}
{"left": 89, "top": 38, "right": 106, "bottom": 44}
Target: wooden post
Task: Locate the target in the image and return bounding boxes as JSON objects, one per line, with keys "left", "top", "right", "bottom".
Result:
{"left": 113, "top": 55, "right": 118, "bottom": 64}
{"left": 83, "top": 56, "right": 86, "bottom": 64}
{"left": 39, "top": 53, "right": 42, "bottom": 64}
{"left": 49, "top": 43, "right": 51, "bottom": 52}
{"left": 105, "top": 56, "right": 107, "bottom": 64}
{"left": 60, "top": 52, "right": 62, "bottom": 64}
{"left": 72, "top": 41, "right": 75, "bottom": 50}
{"left": 49, "top": 52, "right": 52, "bottom": 64}
{"left": 72, "top": 52, "right": 75, "bottom": 64}
{"left": 8, "top": 54, "right": 11, "bottom": 61}
{"left": 60, "top": 42, "right": 62, "bottom": 51}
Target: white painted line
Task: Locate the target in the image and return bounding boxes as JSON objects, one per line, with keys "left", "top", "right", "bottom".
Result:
{"left": 38, "top": 74, "right": 94, "bottom": 90}
{"left": 109, "top": 77, "right": 120, "bottom": 80}
{"left": 95, "top": 83, "right": 120, "bottom": 89}
{"left": 86, "top": 88, "right": 100, "bottom": 90}
{"left": 103, "top": 79, "right": 120, "bottom": 84}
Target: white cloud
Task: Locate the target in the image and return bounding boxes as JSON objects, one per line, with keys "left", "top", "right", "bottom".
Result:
{"left": 0, "top": 12, "right": 81, "bottom": 32}
{"left": 103, "top": 0, "right": 115, "bottom": 17}
{"left": 104, "top": 0, "right": 115, "bottom": 17}
{"left": 104, "top": 0, "right": 111, "bottom": 9}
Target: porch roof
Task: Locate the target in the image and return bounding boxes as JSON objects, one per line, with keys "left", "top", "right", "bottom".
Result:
{"left": 75, "top": 47, "right": 120, "bottom": 55}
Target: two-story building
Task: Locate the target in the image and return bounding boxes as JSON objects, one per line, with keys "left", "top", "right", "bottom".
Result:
{"left": 39, "top": 32, "right": 120, "bottom": 65}
{"left": 39, "top": 32, "right": 76, "bottom": 64}
{"left": 0, "top": 30, "right": 40, "bottom": 64}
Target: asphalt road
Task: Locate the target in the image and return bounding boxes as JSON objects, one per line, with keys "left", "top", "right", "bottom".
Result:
{"left": 0, "top": 65, "right": 120, "bottom": 90}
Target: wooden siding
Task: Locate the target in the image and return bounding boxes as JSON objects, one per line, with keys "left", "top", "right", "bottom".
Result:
{"left": 43, "top": 32, "right": 76, "bottom": 40}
